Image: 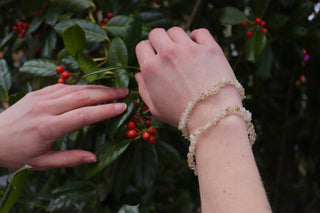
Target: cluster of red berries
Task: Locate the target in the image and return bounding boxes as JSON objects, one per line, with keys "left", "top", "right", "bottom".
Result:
{"left": 241, "top": 17, "right": 268, "bottom": 37}
{"left": 13, "top": 21, "right": 30, "bottom": 38}
{"left": 100, "top": 12, "right": 114, "bottom": 27}
{"left": 56, "top": 66, "right": 70, "bottom": 84}
{"left": 125, "top": 101, "right": 157, "bottom": 144}
{"left": 33, "top": 2, "right": 50, "bottom": 16}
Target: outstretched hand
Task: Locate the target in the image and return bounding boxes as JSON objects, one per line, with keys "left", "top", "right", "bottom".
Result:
{"left": 0, "top": 84, "right": 128, "bottom": 170}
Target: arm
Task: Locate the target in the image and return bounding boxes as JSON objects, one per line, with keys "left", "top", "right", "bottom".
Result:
{"left": 0, "top": 84, "right": 128, "bottom": 170}
{"left": 135, "top": 27, "right": 271, "bottom": 212}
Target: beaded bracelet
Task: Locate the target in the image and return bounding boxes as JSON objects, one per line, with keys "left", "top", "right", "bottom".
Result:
{"left": 178, "top": 78, "right": 245, "bottom": 139}
{"left": 187, "top": 105, "right": 256, "bottom": 175}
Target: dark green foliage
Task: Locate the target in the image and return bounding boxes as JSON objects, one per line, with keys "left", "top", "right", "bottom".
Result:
{"left": 0, "top": 0, "right": 320, "bottom": 212}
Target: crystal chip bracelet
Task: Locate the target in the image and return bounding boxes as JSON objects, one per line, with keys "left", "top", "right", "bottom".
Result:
{"left": 187, "top": 105, "right": 256, "bottom": 175}
{"left": 178, "top": 78, "right": 245, "bottom": 139}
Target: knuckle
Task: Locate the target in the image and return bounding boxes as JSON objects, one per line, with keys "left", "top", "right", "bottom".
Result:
{"left": 63, "top": 150, "right": 74, "bottom": 167}
{"left": 161, "top": 44, "right": 176, "bottom": 58}
{"left": 78, "top": 108, "right": 92, "bottom": 124}
{"left": 168, "top": 26, "right": 183, "bottom": 33}
{"left": 73, "top": 91, "right": 90, "bottom": 103}
{"left": 149, "top": 28, "right": 164, "bottom": 38}
{"left": 141, "top": 59, "right": 156, "bottom": 72}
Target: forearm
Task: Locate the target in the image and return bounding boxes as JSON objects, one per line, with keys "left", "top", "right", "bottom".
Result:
{"left": 195, "top": 115, "right": 271, "bottom": 212}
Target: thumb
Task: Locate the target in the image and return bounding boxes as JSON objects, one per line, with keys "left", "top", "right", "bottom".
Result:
{"left": 30, "top": 150, "right": 97, "bottom": 170}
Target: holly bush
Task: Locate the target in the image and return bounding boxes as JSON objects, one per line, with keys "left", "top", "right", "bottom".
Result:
{"left": 0, "top": 0, "right": 320, "bottom": 212}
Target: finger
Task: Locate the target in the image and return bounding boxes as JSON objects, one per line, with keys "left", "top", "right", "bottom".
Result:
{"left": 30, "top": 83, "right": 67, "bottom": 96}
{"left": 54, "top": 103, "right": 127, "bottom": 135}
{"left": 135, "top": 73, "right": 155, "bottom": 112}
{"left": 167, "top": 27, "right": 191, "bottom": 43}
{"left": 189, "top": 28, "right": 216, "bottom": 45}
{"left": 148, "top": 28, "right": 174, "bottom": 52}
{"left": 30, "top": 150, "right": 97, "bottom": 170}
{"left": 136, "top": 40, "right": 156, "bottom": 68}
{"left": 50, "top": 87, "right": 128, "bottom": 114}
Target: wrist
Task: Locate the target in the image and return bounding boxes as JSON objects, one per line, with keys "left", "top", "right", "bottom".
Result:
{"left": 186, "top": 86, "right": 243, "bottom": 134}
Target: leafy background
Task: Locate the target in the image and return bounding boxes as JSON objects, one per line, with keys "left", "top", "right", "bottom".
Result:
{"left": 0, "top": 0, "right": 320, "bottom": 212}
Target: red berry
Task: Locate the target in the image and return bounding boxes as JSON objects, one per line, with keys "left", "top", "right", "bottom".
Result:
{"left": 57, "top": 78, "right": 65, "bottom": 84}
{"left": 145, "top": 120, "right": 151, "bottom": 127}
{"left": 126, "top": 121, "right": 136, "bottom": 130}
{"left": 107, "top": 12, "right": 114, "bottom": 19}
{"left": 149, "top": 128, "right": 156, "bottom": 135}
{"left": 246, "top": 30, "right": 253, "bottom": 37}
{"left": 23, "top": 23, "right": 28, "bottom": 29}
{"left": 148, "top": 135, "right": 156, "bottom": 144}
{"left": 259, "top": 21, "right": 266, "bottom": 27}
{"left": 132, "top": 114, "right": 141, "bottom": 122}
{"left": 21, "top": 29, "right": 27, "bottom": 34}
{"left": 13, "top": 26, "right": 18, "bottom": 32}
{"left": 134, "top": 99, "right": 138, "bottom": 107}
{"left": 262, "top": 28, "right": 268, "bottom": 34}
{"left": 126, "top": 129, "right": 138, "bottom": 139}
{"left": 254, "top": 17, "right": 261, "bottom": 24}
{"left": 142, "top": 132, "right": 150, "bottom": 140}
{"left": 56, "top": 65, "right": 64, "bottom": 74}
{"left": 18, "top": 33, "right": 24, "bottom": 38}
{"left": 103, "top": 18, "right": 109, "bottom": 24}
{"left": 61, "top": 71, "right": 70, "bottom": 79}
{"left": 33, "top": 11, "right": 40, "bottom": 16}
{"left": 36, "top": 34, "right": 41, "bottom": 40}
{"left": 143, "top": 105, "right": 149, "bottom": 111}
{"left": 43, "top": 2, "right": 50, "bottom": 8}
{"left": 241, "top": 22, "right": 248, "bottom": 27}
{"left": 100, "top": 23, "right": 105, "bottom": 27}
{"left": 18, "top": 21, "right": 23, "bottom": 27}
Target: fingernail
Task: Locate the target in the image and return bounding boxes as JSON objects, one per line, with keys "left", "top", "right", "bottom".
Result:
{"left": 114, "top": 103, "right": 127, "bottom": 111}
{"left": 118, "top": 88, "right": 129, "bottom": 96}
{"left": 82, "top": 157, "right": 97, "bottom": 164}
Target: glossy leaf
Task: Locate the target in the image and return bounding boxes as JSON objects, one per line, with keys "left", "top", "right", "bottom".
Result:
{"left": 19, "top": 59, "right": 58, "bottom": 77}
{"left": 0, "top": 59, "right": 12, "bottom": 102}
{"left": 220, "top": 7, "right": 247, "bottom": 25}
{"left": 114, "top": 68, "right": 130, "bottom": 88}
{"left": 77, "top": 52, "right": 98, "bottom": 82}
{"left": 245, "top": 30, "right": 267, "bottom": 62}
{"left": 11, "top": 37, "right": 25, "bottom": 52}
{"left": 42, "top": 28, "right": 58, "bottom": 58}
{"left": 63, "top": 24, "right": 86, "bottom": 57}
{"left": 256, "top": 45, "right": 275, "bottom": 78}
{"left": 86, "top": 139, "right": 132, "bottom": 179}
{"left": 52, "top": 181, "right": 92, "bottom": 194}
{"left": 0, "top": 165, "right": 31, "bottom": 213}
{"left": 45, "top": 6, "right": 62, "bottom": 26}
{"left": 118, "top": 204, "right": 140, "bottom": 213}
{"left": 109, "top": 37, "right": 128, "bottom": 66}
{"left": 106, "top": 15, "right": 130, "bottom": 38}
{"left": 28, "top": 16, "right": 45, "bottom": 34}
{"left": 51, "top": 0, "right": 94, "bottom": 12}
{"left": 124, "top": 14, "right": 142, "bottom": 63}
{"left": 61, "top": 55, "right": 79, "bottom": 70}
{"left": 0, "top": 32, "right": 16, "bottom": 51}
{"left": 55, "top": 19, "right": 107, "bottom": 43}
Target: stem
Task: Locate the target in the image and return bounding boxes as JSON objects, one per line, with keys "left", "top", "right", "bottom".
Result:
{"left": 88, "top": 11, "right": 96, "bottom": 24}
{"left": 184, "top": 0, "right": 203, "bottom": 31}
{"left": 93, "top": 57, "right": 107, "bottom": 62}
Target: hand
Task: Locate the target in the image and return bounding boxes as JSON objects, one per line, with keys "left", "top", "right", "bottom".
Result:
{"left": 0, "top": 84, "right": 128, "bottom": 170}
{"left": 135, "top": 27, "right": 242, "bottom": 131}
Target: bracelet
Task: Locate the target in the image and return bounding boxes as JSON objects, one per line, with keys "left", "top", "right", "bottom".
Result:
{"left": 187, "top": 105, "right": 256, "bottom": 175}
{"left": 178, "top": 78, "right": 245, "bottom": 139}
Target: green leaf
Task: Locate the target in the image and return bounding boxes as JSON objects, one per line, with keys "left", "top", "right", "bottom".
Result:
{"left": 45, "top": 6, "right": 62, "bottom": 26}
{"left": 11, "top": 37, "right": 25, "bottom": 52}
{"left": 19, "top": 59, "right": 58, "bottom": 77}
{"left": 220, "top": 7, "right": 247, "bottom": 25}
{"left": 133, "top": 141, "right": 158, "bottom": 189}
{"left": 0, "top": 59, "right": 12, "bottom": 102}
{"left": 267, "top": 14, "right": 289, "bottom": 30}
{"left": 63, "top": 24, "right": 86, "bottom": 57}
{"left": 86, "top": 139, "right": 132, "bottom": 179}
{"left": 55, "top": 19, "right": 107, "bottom": 43}
{"left": 27, "top": 16, "right": 45, "bottom": 34}
{"left": 61, "top": 55, "right": 79, "bottom": 70}
{"left": 114, "top": 69, "right": 129, "bottom": 88}
{"left": 52, "top": 181, "right": 92, "bottom": 194}
{"left": 110, "top": 92, "right": 139, "bottom": 138}
{"left": 109, "top": 37, "right": 128, "bottom": 66}
{"left": 0, "top": 32, "right": 16, "bottom": 51}
{"left": 124, "top": 14, "right": 142, "bottom": 63}
{"left": 42, "top": 28, "right": 58, "bottom": 58}
{"left": 77, "top": 52, "right": 98, "bottom": 82}
{"left": 106, "top": 15, "right": 130, "bottom": 38}
{"left": 51, "top": 0, "right": 94, "bottom": 12}
{"left": 256, "top": 45, "right": 275, "bottom": 78}
{"left": 118, "top": 204, "right": 140, "bottom": 213}
{"left": 251, "top": 0, "right": 269, "bottom": 17}
{"left": 0, "top": 165, "right": 31, "bottom": 213}
{"left": 245, "top": 30, "right": 267, "bottom": 62}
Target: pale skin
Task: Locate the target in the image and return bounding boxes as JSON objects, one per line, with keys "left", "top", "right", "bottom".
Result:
{"left": 0, "top": 26, "right": 271, "bottom": 212}
{"left": 135, "top": 27, "right": 272, "bottom": 212}
{"left": 0, "top": 84, "right": 128, "bottom": 170}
